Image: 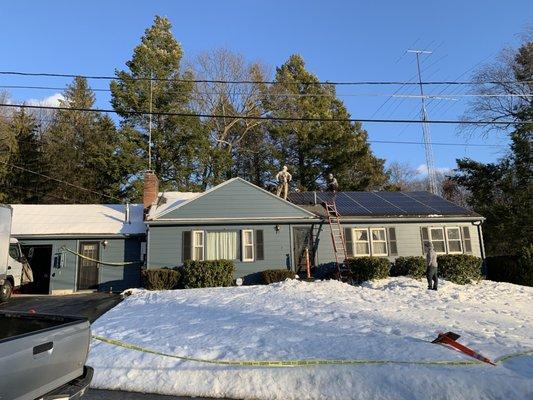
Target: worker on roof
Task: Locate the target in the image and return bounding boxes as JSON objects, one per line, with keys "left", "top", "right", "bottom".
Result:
{"left": 275, "top": 166, "right": 292, "bottom": 200}
{"left": 326, "top": 173, "right": 339, "bottom": 193}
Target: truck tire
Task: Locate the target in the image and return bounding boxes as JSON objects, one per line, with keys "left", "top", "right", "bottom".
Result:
{"left": 0, "top": 280, "right": 13, "bottom": 302}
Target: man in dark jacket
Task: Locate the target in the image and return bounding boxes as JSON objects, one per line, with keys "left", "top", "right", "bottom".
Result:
{"left": 425, "top": 242, "right": 438, "bottom": 290}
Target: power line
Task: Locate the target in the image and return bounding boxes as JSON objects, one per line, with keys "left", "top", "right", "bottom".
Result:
{"left": 0, "top": 70, "right": 531, "bottom": 86}
{"left": 1, "top": 84, "right": 530, "bottom": 98}
{"left": 0, "top": 160, "right": 123, "bottom": 202}
{"left": 0, "top": 103, "right": 530, "bottom": 125}
{"left": 367, "top": 139, "right": 504, "bottom": 147}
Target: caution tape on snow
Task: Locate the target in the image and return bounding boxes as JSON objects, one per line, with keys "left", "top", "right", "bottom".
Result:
{"left": 91, "top": 335, "right": 533, "bottom": 368}
{"left": 60, "top": 246, "right": 140, "bottom": 266}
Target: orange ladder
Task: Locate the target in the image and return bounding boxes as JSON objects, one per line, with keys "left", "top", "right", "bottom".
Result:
{"left": 323, "top": 201, "right": 350, "bottom": 280}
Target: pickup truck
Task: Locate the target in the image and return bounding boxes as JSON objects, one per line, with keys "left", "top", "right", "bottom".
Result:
{"left": 0, "top": 312, "right": 93, "bottom": 400}
{"left": 1, "top": 205, "right": 33, "bottom": 302}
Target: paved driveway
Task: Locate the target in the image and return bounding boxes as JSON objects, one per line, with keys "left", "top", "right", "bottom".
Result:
{"left": 0, "top": 292, "right": 122, "bottom": 322}
{"left": 85, "top": 389, "right": 232, "bottom": 400}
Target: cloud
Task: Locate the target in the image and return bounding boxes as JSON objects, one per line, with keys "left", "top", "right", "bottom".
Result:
{"left": 26, "top": 93, "right": 64, "bottom": 107}
{"left": 416, "top": 164, "right": 452, "bottom": 176}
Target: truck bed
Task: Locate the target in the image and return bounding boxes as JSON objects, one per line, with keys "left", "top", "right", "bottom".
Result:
{"left": 0, "top": 312, "right": 92, "bottom": 400}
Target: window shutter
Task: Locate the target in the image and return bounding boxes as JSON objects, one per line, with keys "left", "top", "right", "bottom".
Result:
{"left": 344, "top": 228, "right": 353, "bottom": 257}
{"left": 462, "top": 226, "right": 472, "bottom": 254}
{"left": 255, "top": 230, "right": 264, "bottom": 260}
{"left": 388, "top": 227, "right": 398, "bottom": 256}
{"left": 420, "top": 227, "right": 429, "bottom": 253}
{"left": 182, "top": 231, "right": 192, "bottom": 262}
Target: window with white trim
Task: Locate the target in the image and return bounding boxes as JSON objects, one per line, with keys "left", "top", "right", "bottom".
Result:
{"left": 428, "top": 227, "right": 446, "bottom": 254}
{"left": 353, "top": 228, "right": 370, "bottom": 256}
{"left": 445, "top": 227, "right": 463, "bottom": 254}
{"left": 241, "top": 230, "right": 254, "bottom": 262}
{"left": 370, "top": 228, "right": 388, "bottom": 256}
{"left": 206, "top": 231, "right": 238, "bottom": 260}
{"left": 192, "top": 230, "right": 204, "bottom": 261}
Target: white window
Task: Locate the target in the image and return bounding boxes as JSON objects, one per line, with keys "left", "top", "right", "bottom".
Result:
{"left": 241, "top": 230, "right": 254, "bottom": 262}
{"left": 206, "top": 231, "right": 237, "bottom": 260}
{"left": 370, "top": 228, "right": 388, "bottom": 256}
{"left": 352, "top": 229, "right": 370, "bottom": 256}
{"left": 446, "top": 227, "right": 463, "bottom": 254}
{"left": 192, "top": 230, "right": 204, "bottom": 261}
{"left": 428, "top": 227, "right": 446, "bottom": 254}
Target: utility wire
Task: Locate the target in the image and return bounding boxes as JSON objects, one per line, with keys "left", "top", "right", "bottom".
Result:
{"left": 0, "top": 160, "right": 123, "bottom": 202}
{"left": 0, "top": 70, "right": 531, "bottom": 86}
{"left": 0, "top": 103, "right": 530, "bottom": 125}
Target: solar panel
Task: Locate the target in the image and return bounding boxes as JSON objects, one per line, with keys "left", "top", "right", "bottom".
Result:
{"left": 377, "top": 192, "right": 438, "bottom": 215}
{"left": 405, "top": 192, "right": 469, "bottom": 215}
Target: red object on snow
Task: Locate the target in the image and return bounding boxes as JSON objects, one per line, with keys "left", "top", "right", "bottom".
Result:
{"left": 432, "top": 332, "right": 496, "bottom": 366}
{"left": 28, "top": 308, "right": 36, "bottom": 314}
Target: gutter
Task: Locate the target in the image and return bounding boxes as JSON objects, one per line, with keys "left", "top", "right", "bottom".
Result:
{"left": 12, "top": 233, "right": 146, "bottom": 239}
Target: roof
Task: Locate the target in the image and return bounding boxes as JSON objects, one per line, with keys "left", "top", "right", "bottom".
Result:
{"left": 10, "top": 204, "right": 146, "bottom": 237}
{"left": 147, "top": 178, "right": 316, "bottom": 221}
{"left": 288, "top": 191, "right": 480, "bottom": 218}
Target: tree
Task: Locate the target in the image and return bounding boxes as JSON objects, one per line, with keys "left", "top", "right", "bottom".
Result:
{"left": 266, "top": 54, "right": 387, "bottom": 191}
{"left": 43, "top": 77, "right": 128, "bottom": 203}
{"left": 191, "top": 48, "right": 270, "bottom": 187}
{"left": 111, "top": 15, "right": 208, "bottom": 195}
{"left": 454, "top": 40, "right": 532, "bottom": 255}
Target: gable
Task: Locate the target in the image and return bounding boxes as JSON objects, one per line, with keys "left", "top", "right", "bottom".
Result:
{"left": 152, "top": 178, "right": 315, "bottom": 221}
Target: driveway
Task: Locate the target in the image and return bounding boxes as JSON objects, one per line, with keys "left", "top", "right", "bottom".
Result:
{"left": 0, "top": 292, "right": 122, "bottom": 322}
{"left": 85, "top": 389, "right": 233, "bottom": 400}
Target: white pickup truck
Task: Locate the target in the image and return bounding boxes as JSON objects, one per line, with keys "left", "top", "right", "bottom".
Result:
{"left": 1, "top": 204, "right": 32, "bottom": 302}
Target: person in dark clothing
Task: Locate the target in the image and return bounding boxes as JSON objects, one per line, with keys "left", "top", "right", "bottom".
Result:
{"left": 326, "top": 173, "right": 339, "bottom": 192}
{"left": 425, "top": 241, "right": 438, "bottom": 290}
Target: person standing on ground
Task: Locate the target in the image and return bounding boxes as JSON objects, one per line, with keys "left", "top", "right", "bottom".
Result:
{"left": 425, "top": 241, "right": 438, "bottom": 291}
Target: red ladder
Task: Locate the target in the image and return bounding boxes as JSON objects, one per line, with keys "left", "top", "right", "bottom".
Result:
{"left": 324, "top": 201, "right": 350, "bottom": 280}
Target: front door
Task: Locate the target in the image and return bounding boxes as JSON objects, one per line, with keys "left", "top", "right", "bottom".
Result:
{"left": 293, "top": 226, "right": 315, "bottom": 273}
{"left": 77, "top": 242, "right": 99, "bottom": 290}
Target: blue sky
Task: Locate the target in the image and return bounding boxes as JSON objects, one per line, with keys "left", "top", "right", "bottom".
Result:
{"left": 1, "top": 0, "right": 530, "bottom": 174}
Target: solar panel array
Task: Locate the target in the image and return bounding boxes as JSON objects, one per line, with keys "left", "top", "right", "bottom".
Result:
{"left": 288, "top": 191, "right": 474, "bottom": 216}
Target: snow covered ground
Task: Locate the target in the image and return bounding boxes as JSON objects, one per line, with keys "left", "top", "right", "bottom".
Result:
{"left": 88, "top": 278, "right": 533, "bottom": 399}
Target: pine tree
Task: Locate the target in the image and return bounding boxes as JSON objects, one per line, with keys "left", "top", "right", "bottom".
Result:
{"left": 266, "top": 54, "right": 387, "bottom": 191}
{"left": 111, "top": 15, "right": 208, "bottom": 195}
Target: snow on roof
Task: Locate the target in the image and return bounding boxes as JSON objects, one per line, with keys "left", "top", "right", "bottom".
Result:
{"left": 10, "top": 204, "right": 146, "bottom": 236}
{"left": 147, "top": 191, "right": 202, "bottom": 220}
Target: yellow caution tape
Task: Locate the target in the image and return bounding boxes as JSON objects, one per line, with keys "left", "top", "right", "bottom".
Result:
{"left": 92, "top": 335, "right": 533, "bottom": 368}
{"left": 60, "top": 246, "right": 140, "bottom": 267}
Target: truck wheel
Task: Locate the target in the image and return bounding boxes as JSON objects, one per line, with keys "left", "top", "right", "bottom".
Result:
{"left": 0, "top": 280, "right": 13, "bottom": 302}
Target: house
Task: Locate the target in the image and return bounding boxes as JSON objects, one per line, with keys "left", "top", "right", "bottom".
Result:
{"left": 144, "top": 174, "right": 485, "bottom": 281}
{"left": 10, "top": 204, "right": 145, "bottom": 294}
{"left": 8, "top": 173, "right": 485, "bottom": 293}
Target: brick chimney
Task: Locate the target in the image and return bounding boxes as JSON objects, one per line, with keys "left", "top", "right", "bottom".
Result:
{"left": 143, "top": 170, "right": 159, "bottom": 210}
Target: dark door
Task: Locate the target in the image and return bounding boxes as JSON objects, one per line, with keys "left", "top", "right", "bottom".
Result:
{"left": 77, "top": 242, "right": 100, "bottom": 290}
{"left": 293, "top": 227, "right": 315, "bottom": 273}
{"left": 21, "top": 245, "right": 52, "bottom": 294}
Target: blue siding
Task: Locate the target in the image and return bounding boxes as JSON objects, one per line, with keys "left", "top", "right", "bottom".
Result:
{"left": 147, "top": 224, "right": 294, "bottom": 282}
{"left": 157, "top": 179, "right": 313, "bottom": 220}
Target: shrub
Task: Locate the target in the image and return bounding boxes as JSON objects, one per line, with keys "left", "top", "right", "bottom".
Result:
{"left": 346, "top": 257, "right": 390, "bottom": 283}
{"left": 142, "top": 268, "right": 180, "bottom": 290}
{"left": 392, "top": 256, "right": 426, "bottom": 279}
{"left": 485, "top": 246, "right": 533, "bottom": 287}
{"left": 181, "top": 260, "right": 235, "bottom": 288}
{"left": 259, "top": 269, "right": 296, "bottom": 284}
{"left": 437, "top": 254, "right": 482, "bottom": 285}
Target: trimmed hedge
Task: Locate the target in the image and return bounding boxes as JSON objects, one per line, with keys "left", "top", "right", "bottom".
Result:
{"left": 437, "top": 254, "right": 482, "bottom": 285}
{"left": 391, "top": 256, "right": 426, "bottom": 279}
{"left": 486, "top": 246, "right": 533, "bottom": 287}
{"left": 181, "top": 260, "right": 235, "bottom": 288}
{"left": 347, "top": 257, "right": 390, "bottom": 283}
{"left": 260, "top": 269, "right": 296, "bottom": 284}
{"left": 142, "top": 268, "right": 180, "bottom": 290}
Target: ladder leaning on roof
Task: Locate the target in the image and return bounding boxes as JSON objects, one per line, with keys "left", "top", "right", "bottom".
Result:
{"left": 323, "top": 200, "right": 350, "bottom": 281}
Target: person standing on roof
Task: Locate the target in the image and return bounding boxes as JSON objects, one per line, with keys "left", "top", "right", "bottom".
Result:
{"left": 425, "top": 241, "right": 438, "bottom": 291}
{"left": 275, "top": 166, "right": 292, "bottom": 200}
{"left": 326, "top": 173, "right": 339, "bottom": 193}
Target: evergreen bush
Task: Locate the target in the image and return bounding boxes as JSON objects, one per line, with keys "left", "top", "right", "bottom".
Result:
{"left": 485, "top": 246, "right": 533, "bottom": 287}
{"left": 437, "top": 254, "right": 482, "bottom": 284}
{"left": 346, "top": 257, "right": 390, "bottom": 283}
{"left": 392, "top": 256, "right": 426, "bottom": 279}
{"left": 259, "top": 269, "right": 296, "bottom": 284}
{"left": 141, "top": 268, "right": 180, "bottom": 290}
{"left": 181, "top": 260, "right": 235, "bottom": 288}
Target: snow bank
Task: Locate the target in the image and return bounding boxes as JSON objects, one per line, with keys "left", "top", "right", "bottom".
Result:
{"left": 88, "top": 278, "right": 533, "bottom": 399}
